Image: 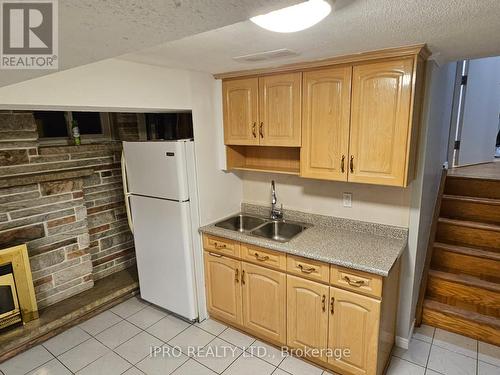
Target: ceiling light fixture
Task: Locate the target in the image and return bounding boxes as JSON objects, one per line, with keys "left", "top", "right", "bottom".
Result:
{"left": 250, "top": 0, "right": 332, "bottom": 33}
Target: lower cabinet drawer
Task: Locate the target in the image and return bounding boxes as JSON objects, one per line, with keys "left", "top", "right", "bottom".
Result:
{"left": 287, "top": 255, "right": 330, "bottom": 283}
{"left": 203, "top": 234, "right": 240, "bottom": 258}
{"left": 330, "top": 266, "right": 382, "bottom": 298}
{"left": 240, "top": 243, "right": 287, "bottom": 271}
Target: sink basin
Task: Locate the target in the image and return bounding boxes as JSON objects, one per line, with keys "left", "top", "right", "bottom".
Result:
{"left": 250, "top": 221, "right": 308, "bottom": 242}
{"left": 215, "top": 214, "right": 266, "bottom": 232}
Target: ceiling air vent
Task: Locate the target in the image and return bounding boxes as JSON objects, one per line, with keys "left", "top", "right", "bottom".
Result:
{"left": 233, "top": 49, "right": 299, "bottom": 62}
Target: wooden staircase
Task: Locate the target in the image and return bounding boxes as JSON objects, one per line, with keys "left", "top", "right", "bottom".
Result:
{"left": 419, "top": 173, "right": 500, "bottom": 346}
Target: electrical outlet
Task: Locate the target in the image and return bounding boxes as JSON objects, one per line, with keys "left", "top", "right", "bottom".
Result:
{"left": 343, "top": 192, "right": 352, "bottom": 208}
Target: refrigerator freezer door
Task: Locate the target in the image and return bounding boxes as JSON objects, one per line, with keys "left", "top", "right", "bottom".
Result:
{"left": 123, "top": 141, "right": 189, "bottom": 201}
{"left": 130, "top": 194, "right": 198, "bottom": 320}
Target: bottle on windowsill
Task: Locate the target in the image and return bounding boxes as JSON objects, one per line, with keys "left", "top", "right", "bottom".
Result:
{"left": 71, "top": 119, "right": 81, "bottom": 145}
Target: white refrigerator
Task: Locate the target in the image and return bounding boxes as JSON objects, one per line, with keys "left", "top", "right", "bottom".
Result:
{"left": 122, "top": 140, "right": 200, "bottom": 320}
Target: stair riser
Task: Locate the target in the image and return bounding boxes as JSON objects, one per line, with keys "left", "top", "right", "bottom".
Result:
{"left": 426, "top": 277, "right": 500, "bottom": 317}
{"left": 445, "top": 177, "right": 500, "bottom": 199}
{"left": 436, "top": 222, "right": 500, "bottom": 251}
{"left": 431, "top": 248, "right": 500, "bottom": 283}
{"left": 422, "top": 308, "right": 500, "bottom": 346}
{"left": 440, "top": 199, "right": 500, "bottom": 225}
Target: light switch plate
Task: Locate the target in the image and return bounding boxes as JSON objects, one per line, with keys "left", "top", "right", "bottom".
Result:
{"left": 343, "top": 192, "right": 352, "bottom": 208}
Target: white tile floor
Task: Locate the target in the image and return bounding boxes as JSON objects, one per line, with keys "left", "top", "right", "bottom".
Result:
{"left": 1, "top": 296, "right": 499, "bottom": 375}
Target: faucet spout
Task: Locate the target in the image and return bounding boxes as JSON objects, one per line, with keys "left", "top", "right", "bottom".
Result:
{"left": 270, "top": 180, "right": 283, "bottom": 220}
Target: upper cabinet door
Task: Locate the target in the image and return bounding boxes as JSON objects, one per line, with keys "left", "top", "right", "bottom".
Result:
{"left": 223, "top": 78, "right": 259, "bottom": 145}
{"left": 349, "top": 59, "right": 414, "bottom": 186}
{"left": 328, "top": 287, "right": 380, "bottom": 375}
{"left": 259, "top": 73, "right": 302, "bottom": 146}
{"left": 300, "top": 67, "right": 352, "bottom": 181}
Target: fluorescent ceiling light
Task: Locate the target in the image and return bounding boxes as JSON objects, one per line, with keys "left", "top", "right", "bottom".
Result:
{"left": 250, "top": 0, "right": 332, "bottom": 33}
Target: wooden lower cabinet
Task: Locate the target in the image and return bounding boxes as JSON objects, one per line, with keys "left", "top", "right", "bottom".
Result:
{"left": 287, "top": 275, "right": 329, "bottom": 360}
{"left": 328, "top": 287, "right": 381, "bottom": 375}
{"left": 203, "top": 237, "right": 399, "bottom": 375}
{"left": 204, "top": 252, "right": 242, "bottom": 325}
{"left": 242, "top": 262, "right": 287, "bottom": 344}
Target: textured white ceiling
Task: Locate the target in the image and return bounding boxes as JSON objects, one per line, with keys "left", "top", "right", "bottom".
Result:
{"left": 119, "top": 0, "right": 500, "bottom": 74}
{"left": 0, "top": 0, "right": 297, "bottom": 87}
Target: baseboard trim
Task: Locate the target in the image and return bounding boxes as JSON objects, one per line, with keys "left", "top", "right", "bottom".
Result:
{"left": 395, "top": 319, "right": 415, "bottom": 349}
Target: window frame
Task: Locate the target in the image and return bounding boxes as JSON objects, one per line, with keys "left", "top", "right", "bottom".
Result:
{"left": 37, "top": 111, "right": 112, "bottom": 145}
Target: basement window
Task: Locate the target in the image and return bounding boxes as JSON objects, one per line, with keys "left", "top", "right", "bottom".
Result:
{"left": 35, "top": 111, "right": 111, "bottom": 144}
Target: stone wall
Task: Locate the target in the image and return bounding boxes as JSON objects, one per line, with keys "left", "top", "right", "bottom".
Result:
{"left": 0, "top": 111, "right": 137, "bottom": 308}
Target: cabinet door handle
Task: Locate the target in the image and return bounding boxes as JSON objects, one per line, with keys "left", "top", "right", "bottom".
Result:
{"left": 252, "top": 122, "right": 257, "bottom": 138}
{"left": 213, "top": 242, "right": 227, "bottom": 250}
{"left": 341, "top": 155, "right": 345, "bottom": 173}
{"left": 343, "top": 276, "right": 366, "bottom": 287}
{"left": 235, "top": 269, "right": 239, "bottom": 283}
{"left": 254, "top": 252, "right": 269, "bottom": 261}
{"left": 298, "top": 264, "right": 315, "bottom": 274}
{"left": 330, "top": 297, "right": 335, "bottom": 314}
{"left": 241, "top": 270, "right": 245, "bottom": 285}
{"left": 350, "top": 155, "right": 354, "bottom": 173}
{"left": 259, "top": 122, "right": 264, "bottom": 138}
{"left": 322, "top": 295, "right": 326, "bottom": 312}
{"left": 208, "top": 252, "right": 222, "bottom": 258}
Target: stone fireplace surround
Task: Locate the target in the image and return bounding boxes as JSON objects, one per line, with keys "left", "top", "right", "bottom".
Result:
{"left": 0, "top": 111, "right": 139, "bottom": 309}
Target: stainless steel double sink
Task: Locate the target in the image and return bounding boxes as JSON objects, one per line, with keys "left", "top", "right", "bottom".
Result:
{"left": 214, "top": 214, "right": 310, "bottom": 243}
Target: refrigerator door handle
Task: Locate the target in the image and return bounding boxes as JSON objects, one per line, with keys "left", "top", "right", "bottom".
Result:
{"left": 121, "top": 151, "right": 134, "bottom": 233}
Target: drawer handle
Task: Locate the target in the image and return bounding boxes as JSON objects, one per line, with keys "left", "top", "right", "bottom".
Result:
{"left": 322, "top": 294, "right": 326, "bottom": 312}
{"left": 235, "top": 269, "right": 239, "bottom": 283}
{"left": 330, "top": 297, "right": 335, "bottom": 314}
{"left": 254, "top": 252, "right": 270, "bottom": 261}
{"left": 208, "top": 252, "right": 222, "bottom": 258}
{"left": 213, "top": 242, "right": 227, "bottom": 249}
{"left": 298, "top": 264, "right": 315, "bottom": 274}
{"left": 343, "top": 276, "right": 366, "bottom": 287}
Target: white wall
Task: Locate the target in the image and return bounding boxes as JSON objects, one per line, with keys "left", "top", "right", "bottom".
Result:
{"left": 397, "top": 61, "right": 456, "bottom": 343}
{"left": 242, "top": 173, "right": 411, "bottom": 227}
{"left": 0, "top": 59, "right": 192, "bottom": 112}
{"left": 458, "top": 56, "right": 500, "bottom": 165}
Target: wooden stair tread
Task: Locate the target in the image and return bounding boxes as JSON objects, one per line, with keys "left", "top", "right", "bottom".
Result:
{"left": 422, "top": 299, "right": 500, "bottom": 346}
{"left": 424, "top": 299, "right": 500, "bottom": 328}
{"left": 442, "top": 194, "right": 500, "bottom": 205}
{"left": 438, "top": 217, "right": 500, "bottom": 232}
{"left": 428, "top": 269, "right": 500, "bottom": 293}
{"left": 434, "top": 242, "right": 500, "bottom": 261}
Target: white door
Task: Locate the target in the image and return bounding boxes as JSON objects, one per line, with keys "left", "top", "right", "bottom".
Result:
{"left": 130, "top": 194, "right": 198, "bottom": 320}
{"left": 123, "top": 141, "right": 189, "bottom": 201}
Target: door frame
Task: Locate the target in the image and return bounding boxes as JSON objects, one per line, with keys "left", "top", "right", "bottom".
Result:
{"left": 447, "top": 60, "right": 469, "bottom": 167}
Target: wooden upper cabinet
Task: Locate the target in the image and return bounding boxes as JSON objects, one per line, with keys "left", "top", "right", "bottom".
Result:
{"left": 328, "top": 287, "right": 380, "bottom": 375}
{"left": 241, "top": 262, "right": 286, "bottom": 345}
{"left": 349, "top": 58, "right": 415, "bottom": 186}
{"left": 223, "top": 78, "right": 259, "bottom": 145}
{"left": 300, "top": 66, "right": 352, "bottom": 181}
{"left": 287, "top": 275, "right": 329, "bottom": 359}
{"left": 259, "top": 73, "right": 302, "bottom": 146}
{"left": 204, "top": 252, "right": 242, "bottom": 325}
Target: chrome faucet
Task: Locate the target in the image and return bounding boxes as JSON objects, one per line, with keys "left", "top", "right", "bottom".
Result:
{"left": 270, "top": 180, "right": 283, "bottom": 220}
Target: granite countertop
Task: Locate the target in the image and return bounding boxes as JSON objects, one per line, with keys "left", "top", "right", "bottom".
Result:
{"left": 199, "top": 204, "right": 408, "bottom": 277}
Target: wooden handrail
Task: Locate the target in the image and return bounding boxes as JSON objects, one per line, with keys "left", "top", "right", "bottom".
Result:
{"left": 415, "top": 168, "right": 448, "bottom": 326}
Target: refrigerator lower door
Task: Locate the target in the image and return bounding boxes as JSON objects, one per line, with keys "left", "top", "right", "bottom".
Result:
{"left": 130, "top": 194, "right": 197, "bottom": 320}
